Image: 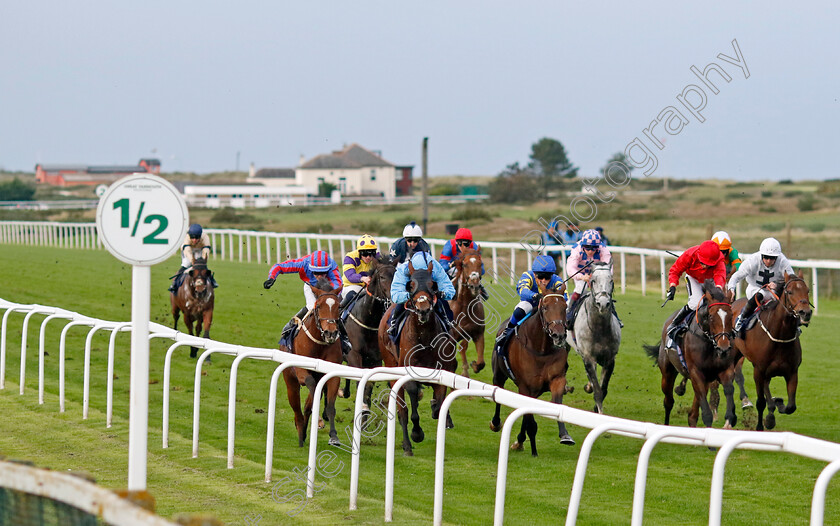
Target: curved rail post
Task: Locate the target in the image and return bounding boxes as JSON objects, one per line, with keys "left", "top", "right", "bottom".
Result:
{"left": 226, "top": 349, "right": 274, "bottom": 468}
{"left": 192, "top": 347, "right": 237, "bottom": 458}
{"left": 59, "top": 320, "right": 95, "bottom": 413}
{"left": 82, "top": 324, "right": 109, "bottom": 419}
{"left": 630, "top": 428, "right": 706, "bottom": 526}
{"left": 708, "top": 433, "right": 786, "bottom": 526}
{"left": 493, "top": 405, "right": 564, "bottom": 526}
{"left": 566, "top": 422, "right": 648, "bottom": 526}
{"left": 20, "top": 307, "right": 57, "bottom": 394}
{"left": 265, "top": 360, "right": 312, "bottom": 482}
{"left": 2, "top": 304, "right": 34, "bottom": 389}
{"left": 349, "top": 368, "right": 404, "bottom": 511}
{"left": 433, "top": 388, "right": 494, "bottom": 526}
{"left": 38, "top": 312, "right": 73, "bottom": 404}
{"left": 106, "top": 323, "right": 133, "bottom": 428}
{"left": 161, "top": 341, "right": 201, "bottom": 447}
{"left": 812, "top": 459, "right": 840, "bottom": 526}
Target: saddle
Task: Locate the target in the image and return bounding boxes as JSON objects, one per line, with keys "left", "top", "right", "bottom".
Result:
{"left": 494, "top": 311, "right": 537, "bottom": 382}
{"left": 387, "top": 302, "right": 452, "bottom": 345}
{"left": 278, "top": 316, "right": 304, "bottom": 351}
{"left": 339, "top": 292, "right": 363, "bottom": 322}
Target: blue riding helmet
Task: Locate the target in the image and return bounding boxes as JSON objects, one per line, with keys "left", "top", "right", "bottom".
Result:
{"left": 580, "top": 229, "right": 601, "bottom": 246}
{"left": 188, "top": 224, "right": 203, "bottom": 237}
{"left": 532, "top": 255, "right": 556, "bottom": 273}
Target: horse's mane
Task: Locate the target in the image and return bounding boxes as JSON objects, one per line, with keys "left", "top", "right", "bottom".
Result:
{"left": 703, "top": 278, "right": 724, "bottom": 301}
{"left": 313, "top": 277, "right": 333, "bottom": 292}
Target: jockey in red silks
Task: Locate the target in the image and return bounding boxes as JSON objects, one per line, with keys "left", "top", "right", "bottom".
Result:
{"left": 438, "top": 227, "right": 489, "bottom": 300}
{"left": 664, "top": 240, "right": 726, "bottom": 349}
{"left": 263, "top": 250, "right": 350, "bottom": 353}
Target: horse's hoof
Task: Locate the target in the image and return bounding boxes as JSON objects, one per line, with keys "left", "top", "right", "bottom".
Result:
{"left": 565, "top": 385, "right": 574, "bottom": 394}
{"left": 411, "top": 429, "right": 425, "bottom": 443}
{"left": 712, "top": 410, "right": 718, "bottom": 422}
{"left": 584, "top": 383, "right": 593, "bottom": 394}
{"left": 446, "top": 418, "right": 454, "bottom": 430}
{"left": 318, "top": 419, "right": 325, "bottom": 430}
{"left": 675, "top": 384, "right": 686, "bottom": 396}
{"left": 560, "top": 435, "right": 575, "bottom": 446}
{"left": 361, "top": 403, "right": 370, "bottom": 412}
{"left": 337, "top": 388, "right": 345, "bottom": 398}
{"left": 723, "top": 422, "right": 733, "bottom": 430}
{"left": 328, "top": 437, "right": 342, "bottom": 447}
{"left": 741, "top": 397, "right": 753, "bottom": 409}
{"left": 489, "top": 421, "right": 501, "bottom": 433}
{"left": 774, "top": 398, "right": 786, "bottom": 411}
{"left": 764, "top": 413, "right": 776, "bottom": 430}
{"left": 403, "top": 449, "right": 414, "bottom": 457}
{"left": 510, "top": 441, "right": 523, "bottom": 451}
{"left": 471, "top": 360, "right": 486, "bottom": 373}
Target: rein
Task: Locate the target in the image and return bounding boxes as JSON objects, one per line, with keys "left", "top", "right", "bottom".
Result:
{"left": 300, "top": 294, "right": 340, "bottom": 345}
{"left": 689, "top": 301, "right": 734, "bottom": 349}
{"left": 539, "top": 293, "right": 567, "bottom": 341}
{"left": 752, "top": 278, "right": 808, "bottom": 342}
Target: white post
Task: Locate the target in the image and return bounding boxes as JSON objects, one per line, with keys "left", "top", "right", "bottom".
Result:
{"left": 127, "top": 265, "right": 151, "bottom": 491}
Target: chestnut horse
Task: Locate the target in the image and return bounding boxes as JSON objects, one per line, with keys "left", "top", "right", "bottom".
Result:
{"left": 282, "top": 283, "right": 343, "bottom": 447}
{"left": 448, "top": 247, "right": 486, "bottom": 377}
{"left": 644, "top": 280, "right": 738, "bottom": 428}
{"left": 378, "top": 259, "right": 456, "bottom": 456}
{"left": 170, "top": 257, "right": 215, "bottom": 358}
{"left": 340, "top": 257, "right": 396, "bottom": 406}
{"left": 733, "top": 271, "right": 812, "bottom": 431}
{"left": 490, "top": 288, "right": 575, "bottom": 456}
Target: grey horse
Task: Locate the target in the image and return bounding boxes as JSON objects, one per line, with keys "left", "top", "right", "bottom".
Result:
{"left": 569, "top": 261, "right": 621, "bottom": 413}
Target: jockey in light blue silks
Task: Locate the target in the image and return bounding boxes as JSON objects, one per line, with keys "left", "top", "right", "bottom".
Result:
{"left": 493, "top": 255, "right": 567, "bottom": 357}
{"left": 387, "top": 251, "right": 456, "bottom": 337}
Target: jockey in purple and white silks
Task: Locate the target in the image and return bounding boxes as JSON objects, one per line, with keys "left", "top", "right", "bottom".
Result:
{"left": 727, "top": 237, "right": 795, "bottom": 332}
{"left": 565, "top": 229, "right": 612, "bottom": 322}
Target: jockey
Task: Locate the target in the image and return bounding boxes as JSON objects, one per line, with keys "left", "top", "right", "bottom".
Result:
{"left": 389, "top": 221, "right": 431, "bottom": 264}
{"left": 262, "top": 250, "right": 351, "bottom": 354}
{"left": 664, "top": 240, "right": 726, "bottom": 349}
{"left": 339, "top": 234, "right": 381, "bottom": 310}
{"left": 565, "top": 228, "right": 613, "bottom": 325}
{"left": 493, "top": 255, "right": 566, "bottom": 355}
{"left": 711, "top": 230, "right": 742, "bottom": 277}
{"left": 727, "top": 237, "right": 795, "bottom": 333}
{"left": 169, "top": 223, "right": 218, "bottom": 292}
{"left": 387, "top": 251, "right": 456, "bottom": 337}
{"left": 438, "top": 227, "right": 489, "bottom": 300}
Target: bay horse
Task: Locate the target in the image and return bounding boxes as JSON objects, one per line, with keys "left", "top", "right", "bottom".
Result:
{"left": 490, "top": 287, "right": 575, "bottom": 456}
{"left": 377, "top": 259, "right": 456, "bottom": 456}
{"left": 447, "top": 247, "right": 486, "bottom": 377}
{"left": 644, "top": 280, "right": 739, "bottom": 429}
{"left": 282, "top": 282, "right": 343, "bottom": 447}
{"left": 340, "top": 256, "right": 396, "bottom": 407}
{"left": 569, "top": 261, "right": 621, "bottom": 414}
{"left": 733, "top": 271, "right": 811, "bottom": 431}
{"left": 170, "top": 257, "right": 215, "bottom": 358}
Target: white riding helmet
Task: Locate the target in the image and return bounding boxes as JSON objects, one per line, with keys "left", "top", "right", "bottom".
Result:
{"left": 759, "top": 237, "right": 782, "bottom": 257}
{"left": 403, "top": 221, "right": 423, "bottom": 238}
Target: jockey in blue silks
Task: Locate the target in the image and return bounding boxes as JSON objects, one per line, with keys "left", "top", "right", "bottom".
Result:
{"left": 493, "top": 254, "right": 567, "bottom": 356}
{"left": 387, "top": 251, "right": 456, "bottom": 337}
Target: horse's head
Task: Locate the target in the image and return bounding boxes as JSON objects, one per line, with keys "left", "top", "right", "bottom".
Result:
{"left": 538, "top": 283, "right": 568, "bottom": 348}
{"left": 782, "top": 271, "right": 812, "bottom": 327}
{"left": 589, "top": 261, "right": 614, "bottom": 315}
{"left": 698, "top": 279, "right": 734, "bottom": 357}
{"left": 407, "top": 259, "right": 435, "bottom": 324}
{"left": 368, "top": 257, "right": 396, "bottom": 307}
{"left": 188, "top": 258, "right": 211, "bottom": 294}
{"left": 456, "top": 247, "right": 483, "bottom": 295}
{"left": 310, "top": 281, "right": 341, "bottom": 344}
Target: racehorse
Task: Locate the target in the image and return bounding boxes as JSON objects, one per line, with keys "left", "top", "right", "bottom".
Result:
{"left": 447, "top": 247, "right": 486, "bottom": 377}
{"left": 340, "top": 256, "right": 396, "bottom": 407}
{"left": 170, "top": 257, "right": 215, "bottom": 358}
{"left": 377, "top": 259, "right": 456, "bottom": 457}
{"left": 569, "top": 261, "right": 621, "bottom": 414}
{"left": 644, "top": 280, "right": 739, "bottom": 429}
{"left": 282, "top": 282, "right": 343, "bottom": 447}
{"left": 490, "top": 288, "right": 575, "bottom": 455}
{"left": 733, "top": 271, "right": 811, "bottom": 431}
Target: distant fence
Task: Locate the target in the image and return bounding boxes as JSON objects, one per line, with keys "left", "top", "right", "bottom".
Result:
{"left": 1, "top": 297, "right": 840, "bottom": 525}
{"left": 1, "top": 221, "right": 838, "bottom": 314}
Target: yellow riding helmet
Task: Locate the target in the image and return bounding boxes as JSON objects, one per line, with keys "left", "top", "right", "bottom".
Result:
{"left": 357, "top": 234, "right": 377, "bottom": 251}
{"left": 711, "top": 231, "right": 732, "bottom": 251}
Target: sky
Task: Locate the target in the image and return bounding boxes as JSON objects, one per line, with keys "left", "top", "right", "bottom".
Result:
{"left": 1, "top": 2, "right": 838, "bottom": 180}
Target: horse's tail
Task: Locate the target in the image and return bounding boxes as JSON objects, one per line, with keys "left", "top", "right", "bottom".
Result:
{"left": 642, "top": 343, "right": 661, "bottom": 362}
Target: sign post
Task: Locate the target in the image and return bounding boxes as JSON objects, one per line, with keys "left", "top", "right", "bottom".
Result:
{"left": 95, "top": 174, "right": 188, "bottom": 491}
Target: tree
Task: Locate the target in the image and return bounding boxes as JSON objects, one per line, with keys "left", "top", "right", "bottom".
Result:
{"left": 0, "top": 178, "right": 35, "bottom": 201}
{"left": 318, "top": 182, "right": 337, "bottom": 198}
{"left": 489, "top": 163, "right": 538, "bottom": 203}
{"left": 529, "top": 138, "right": 577, "bottom": 195}
{"left": 601, "top": 152, "right": 635, "bottom": 178}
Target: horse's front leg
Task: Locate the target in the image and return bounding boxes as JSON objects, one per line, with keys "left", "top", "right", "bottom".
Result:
{"left": 599, "top": 358, "right": 615, "bottom": 411}
{"left": 395, "top": 384, "right": 413, "bottom": 456}
{"left": 549, "top": 376, "right": 575, "bottom": 445}
{"left": 457, "top": 340, "right": 469, "bottom": 377}
{"left": 582, "top": 359, "right": 603, "bottom": 414}
{"left": 659, "top": 356, "right": 678, "bottom": 426}
{"left": 721, "top": 376, "right": 738, "bottom": 429}
{"left": 688, "top": 371, "right": 714, "bottom": 428}
{"left": 471, "top": 332, "right": 486, "bottom": 374}
{"left": 430, "top": 383, "right": 453, "bottom": 429}
{"left": 762, "top": 377, "right": 777, "bottom": 430}
{"left": 325, "top": 376, "right": 341, "bottom": 446}
{"left": 734, "top": 357, "right": 752, "bottom": 408}
{"left": 753, "top": 368, "right": 768, "bottom": 431}
{"left": 201, "top": 308, "right": 212, "bottom": 339}
{"left": 406, "top": 381, "right": 424, "bottom": 444}
{"left": 780, "top": 370, "right": 798, "bottom": 415}
{"left": 282, "top": 368, "right": 306, "bottom": 447}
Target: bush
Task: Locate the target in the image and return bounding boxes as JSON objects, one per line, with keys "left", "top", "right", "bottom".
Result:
{"left": 211, "top": 207, "right": 257, "bottom": 224}
{"left": 797, "top": 195, "right": 817, "bottom": 212}
{"left": 761, "top": 222, "right": 785, "bottom": 232}
{"left": 354, "top": 219, "right": 384, "bottom": 234}
{"left": 761, "top": 190, "right": 773, "bottom": 198}
{"left": 779, "top": 179, "right": 793, "bottom": 185}
{"left": 758, "top": 206, "right": 777, "bottom": 213}
{"left": 0, "top": 178, "right": 35, "bottom": 201}
{"left": 429, "top": 184, "right": 460, "bottom": 196}
{"left": 318, "top": 182, "right": 337, "bottom": 197}
{"left": 805, "top": 223, "right": 826, "bottom": 233}
{"left": 488, "top": 172, "right": 538, "bottom": 204}
{"left": 451, "top": 204, "right": 495, "bottom": 223}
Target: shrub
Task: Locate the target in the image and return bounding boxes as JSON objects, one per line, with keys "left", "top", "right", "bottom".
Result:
{"left": 761, "top": 190, "right": 773, "bottom": 198}
{"left": 797, "top": 195, "right": 817, "bottom": 212}
{"left": 0, "top": 178, "right": 35, "bottom": 201}
{"left": 805, "top": 223, "right": 826, "bottom": 233}
{"left": 488, "top": 172, "right": 538, "bottom": 203}
{"left": 761, "top": 222, "right": 785, "bottom": 232}
{"left": 211, "top": 207, "right": 257, "bottom": 224}
{"left": 451, "top": 204, "right": 495, "bottom": 222}
{"left": 354, "top": 219, "right": 384, "bottom": 234}
{"left": 779, "top": 179, "right": 793, "bottom": 185}
{"left": 758, "top": 206, "right": 777, "bottom": 213}
{"left": 429, "top": 184, "right": 460, "bottom": 196}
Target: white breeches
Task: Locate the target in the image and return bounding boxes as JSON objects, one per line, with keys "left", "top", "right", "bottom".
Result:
{"left": 303, "top": 284, "right": 318, "bottom": 309}
{"left": 571, "top": 279, "right": 588, "bottom": 296}
{"left": 684, "top": 275, "right": 705, "bottom": 310}
{"left": 344, "top": 284, "right": 364, "bottom": 295}
{"left": 515, "top": 300, "right": 534, "bottom": 314}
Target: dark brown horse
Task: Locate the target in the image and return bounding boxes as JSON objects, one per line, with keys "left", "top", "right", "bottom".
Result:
{"left": 733, "top": 271, "right": 812, "bottom": 431}
{"left": 490, "top": 288, "right": 575, "bottom": 456}
{"left": 170, "top": 257, "right": 215, "bottom": 358}
{"left": 644, "top": 280, "right": 739, "bottom": 428}
{"left": 378, "top": 259, "right": 456, "bottom": 456}
{"left": 340, "top": 257, "right": 396, "bottom": 406}
{"left": 448, "top": 247, "right": 486, "bottom": 377}
{"left": 282, "top": 283, "right": 343, "bottom": 447}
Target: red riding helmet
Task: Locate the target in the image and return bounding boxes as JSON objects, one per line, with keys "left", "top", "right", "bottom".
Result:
{"left": 455, "top": 228, "right": 473, "bottom": 242}
{"left": 697, "top": 240, "right": 723, "bottom": 266}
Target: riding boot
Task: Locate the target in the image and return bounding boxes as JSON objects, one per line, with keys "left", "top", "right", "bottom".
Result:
{"left": 388, "top": 303, "right": 406, "bottom": 337}
{"left": 339, "top": 290, "right": 358, "bottom": 310}
{"left": 167, "top": 280, "right": 177, "bottom": 293}
{"left": 494, "top": 307, "right": 526, "bottom": 352}
{"left": 479, "top": 284, "right": 490, "bottom": 301}
{"left": 566, "top": 292, "right": 580, "bottom": 324}
{"left": 168, "top": 267, "right": 185, "bottom": 292}
{"left": 279, "top": 307, "right": 308, "bottom": 349}
{"left": 665, "top": 305, "right": 691, "bottom": 349}
{"left": 612, "top": 303, "right": 624, "bottom": 328}
{"left": 209, "top": 272, "right": 219, "bottom": 288}
{"left": 735, "top": 292, "right": 761, "bottom": 334}
{"left": 339, "top": 322, "right": 352, "bottom": 358}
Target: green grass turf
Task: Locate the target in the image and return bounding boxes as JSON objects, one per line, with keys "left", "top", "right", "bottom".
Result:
{"left": 0, "top": 244, "right": 839, "bottom": 525}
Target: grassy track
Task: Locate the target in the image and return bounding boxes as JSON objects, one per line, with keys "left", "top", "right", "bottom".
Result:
{"left": 0, "top": 244, "right": 839, "bottom": 525}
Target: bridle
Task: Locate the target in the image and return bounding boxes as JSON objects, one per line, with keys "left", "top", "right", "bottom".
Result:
{"left": 454, "top": 252, "right": 483, "bottom": 297}
{"left": 754, "top": 277, "right": 811, "bottom": 343}
{"left": 301, "top": 292, "right": 341, "bottom": 345}
{"left": 346, "top": 265, "right": 394, "bottom": 332}
{"left": 687, "top": 301, "right": 734, "bottom": 355}
{"left": 538, "top": 294, "right": 567, "bottom": 348}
